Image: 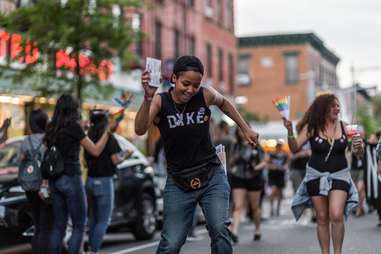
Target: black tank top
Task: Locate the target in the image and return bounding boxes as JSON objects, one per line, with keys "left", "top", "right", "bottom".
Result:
{"left": 155, "top": 87, "right": 217, "bottom": 173}
{"left": 269, "top": 152, "right": 288, "bottom": 171}
{"left": 308, "top": 121, "right": 348, "bottom": 173}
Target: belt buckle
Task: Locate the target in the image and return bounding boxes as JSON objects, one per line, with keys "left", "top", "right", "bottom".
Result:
{"left": 190, "top": 178, "right": 201, "bottom": 189}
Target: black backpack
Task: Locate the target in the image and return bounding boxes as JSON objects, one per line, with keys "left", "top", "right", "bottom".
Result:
{"left": 41, "top": 144, "right": 65, "bottom": 179}
{"left": 18, "top": 136, "right": 43, "bottom": 192}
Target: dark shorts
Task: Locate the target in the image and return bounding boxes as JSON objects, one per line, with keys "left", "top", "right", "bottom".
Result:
{"left": 268, "top": 170, "right": 285, "bottom": 188}
{"left": 306, "top": 178, "right": 350, "bottom": 196}
{"left": 229, "top": 174, "right": 264, "bottom": 192}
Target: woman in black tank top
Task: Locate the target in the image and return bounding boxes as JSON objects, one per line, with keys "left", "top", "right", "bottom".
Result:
{"left": 135, "top": 56, "right": 259, "bottom": 254}
{"left": 282, "top": 94, "right": 364, "bottom": 254}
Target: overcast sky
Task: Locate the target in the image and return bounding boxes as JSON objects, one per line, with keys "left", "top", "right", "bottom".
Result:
{"left": 235, "top": 0, "right": 381, "bottom": 88}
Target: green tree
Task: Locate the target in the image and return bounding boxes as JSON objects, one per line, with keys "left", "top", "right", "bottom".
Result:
{"left": 0, "top": 0, "right": 143, "bottom": 103}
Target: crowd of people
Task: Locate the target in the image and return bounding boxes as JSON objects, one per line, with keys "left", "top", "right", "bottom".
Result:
{"left": 0, "top": 55, "right": 381, "bottom": 254}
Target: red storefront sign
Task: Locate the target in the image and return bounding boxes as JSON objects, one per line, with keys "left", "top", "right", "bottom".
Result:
{"left": 0, "top": 30, "right": 112, "bottom": 80}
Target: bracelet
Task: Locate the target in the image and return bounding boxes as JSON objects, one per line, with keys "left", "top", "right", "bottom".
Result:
{"left": 288, "top": 134, "right": 295, "bottom": 139}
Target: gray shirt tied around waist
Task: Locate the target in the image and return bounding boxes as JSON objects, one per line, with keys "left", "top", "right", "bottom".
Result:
{"left": 291, "top": 165, "right": 359, "bottom": 221}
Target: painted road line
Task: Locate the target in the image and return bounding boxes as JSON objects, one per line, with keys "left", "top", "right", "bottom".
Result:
{"left": 108, "top": 241, "right": 160, "bottom": 254}
{"left": 108, "top": 228, "right": 208, "bottom": 254}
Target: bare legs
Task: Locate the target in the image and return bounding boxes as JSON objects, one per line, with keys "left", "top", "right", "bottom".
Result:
{"left": 230, "top": 189, "right": 246, "bottom": 236}
{"left": 311, "top": 190, "right": 347, "bottom": 254}
{"left": 248, "top": 191, "right": 262, "bottom": 236}
{"left": 355, "top": 180, "right": 365, "bottom": 216}
{"left": 229, "top": 189, "right": 262, "bottom": 239}
{"left": 270, "top": 186, "right": 283, "bottom": 216}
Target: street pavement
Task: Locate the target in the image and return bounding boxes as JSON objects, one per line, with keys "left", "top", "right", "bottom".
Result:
{"left": 2, "top": 198, "right": 380, "bottom": 254}
{"left": 98, "top": 199, "right": 381, "bottom": 254}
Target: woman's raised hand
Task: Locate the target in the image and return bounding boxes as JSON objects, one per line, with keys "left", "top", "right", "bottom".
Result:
{"left": 282, "top": 117, "right": 293, "bottom": 132}
{"left": 141, "top": 70, "right": 158, "bottom": 100}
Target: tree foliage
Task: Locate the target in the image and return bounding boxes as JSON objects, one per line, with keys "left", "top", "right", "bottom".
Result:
{"left": 0, "top": 0, "right": 143, "bottom": 102}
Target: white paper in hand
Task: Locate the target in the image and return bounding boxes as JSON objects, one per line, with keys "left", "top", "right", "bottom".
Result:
{"left": 216, "top": 144, "right": 227, "bottom": 175}
{"left": 146, "top": 57, "right": 162, "bottom": 87}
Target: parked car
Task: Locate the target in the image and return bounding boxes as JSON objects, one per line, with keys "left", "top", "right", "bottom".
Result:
{"left": 0, "top": 134, "right": 159, "bottom": 248}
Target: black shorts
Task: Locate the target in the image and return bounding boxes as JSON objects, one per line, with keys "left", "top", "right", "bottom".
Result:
{"left": 268, "top": 170, "right": 285, "bottom": 188}
{"left": 306, "top": 178, "right": 350, "bottom": 196}
{"left": 229, "top": 174, "right": 264, "bottom": 192}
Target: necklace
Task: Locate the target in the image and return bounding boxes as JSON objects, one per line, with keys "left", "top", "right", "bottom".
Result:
{"left": 323, "top": 121, "right": 338, "bottom": 145}
{"left": 173, "top": 101, "right": 187, "bottom": 114}
{"left": 171, "top": 91, "right": 187, "bottom": 114}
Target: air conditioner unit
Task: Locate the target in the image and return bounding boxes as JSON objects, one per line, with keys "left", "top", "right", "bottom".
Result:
{"left": 205, "top": 6, "right": 213, "bottom": 18}
{"left": 236, "top": 74, "right": 251, "bottom": 86}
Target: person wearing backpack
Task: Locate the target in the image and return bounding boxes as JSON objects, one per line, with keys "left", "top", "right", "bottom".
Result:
{"left": 19, "top": 109, "right": 52, "bottom": 254}
{"left": 44, "top": 95, "right": 112, "bottom": 254}
{"left": 84, "top": 110, "right": 131, "bottom": 254}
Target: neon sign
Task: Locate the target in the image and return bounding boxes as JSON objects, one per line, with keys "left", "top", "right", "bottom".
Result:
{"left": 0, "top": 30, "right": 113, "bottom": 80}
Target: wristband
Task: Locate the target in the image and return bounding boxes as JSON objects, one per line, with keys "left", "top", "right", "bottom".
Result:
{"left": 288, "top": 134, "right": 295, "bottom": 139}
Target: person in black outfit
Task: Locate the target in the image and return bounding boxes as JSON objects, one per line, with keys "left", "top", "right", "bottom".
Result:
{"left": 289, "top": 144, "right": 310, "bottom": 193}
{"left": 84, "top": 110, "right": 129, "bottom": 253}
{"left": 267, "top": 141, "right": 288, "bottom": 216}
{"left": 20, "top": 109, "right": 52, "bottom": 254}
{"left": 0, "top": 117, "right": 11, "bottom": 148}
{"left": 135, "top": 56, "right": 259, "bottom": 254}
{"left": 350, "top": 132, "right": 366, "bottom": 217}
{"left": 229, "top": 127, "right": 267, "bottom": 243}
{"left": 366, "top": 133, "right": 381, "bottom": 226}
{"left": 45, "top": 95, "right": 112, "bottom": 254}
{"left": 283, "top": 94, "right": 363, "bottom": 254}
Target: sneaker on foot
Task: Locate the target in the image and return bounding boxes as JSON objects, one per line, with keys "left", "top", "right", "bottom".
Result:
{"left": 253, "top": 232, "right": 261, "bottom": 241}
{"left": 230, "top": 233, "right": 239, "bottom": 244}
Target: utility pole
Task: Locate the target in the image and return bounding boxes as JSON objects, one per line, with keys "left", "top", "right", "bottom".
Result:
{"left": 350, "top": 64, "right": 381, "bottom": 123}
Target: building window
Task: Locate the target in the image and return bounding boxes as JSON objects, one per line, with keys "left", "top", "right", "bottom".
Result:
{"left": 206, "top": 43, "right": 212, "bottom": 78}
{"left": 174, "top": 29, "right": 180, "bottom": 58}
{"left": 284, "top": 52, "right": 299, "bottom": 84}
{"left": 218, "top": 48, "right": 224, "bottom": 82}
{"left": 228, "top": 53, "right": 234, "bottom": 90}
{"left": 154, "top": 20, "right": 162, "bottom": 59}
{"left": 16, "top": 0, "right": 35, "bottom": 7}
{"left": 226, "top": 0, "right": 234, "bottom": 31}
{"left": 237, "top": 54, "right": 251, "bottom": 86}
{"left": 189, "top": 35, "right": 195, "bottom": 55}
{"left": 186, "top": 0, "right": 194, "bottom": 7}
{"left": 216, "top": 0, "right": 223, "bottom": 24}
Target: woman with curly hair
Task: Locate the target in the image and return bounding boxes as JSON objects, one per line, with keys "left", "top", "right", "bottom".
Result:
{"left": 283, "top": 93, "right": 363, "bottom": 254}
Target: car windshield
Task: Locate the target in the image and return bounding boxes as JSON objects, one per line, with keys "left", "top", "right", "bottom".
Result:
{"left": 0, "top": 142, "right": 21, "bottom": 183}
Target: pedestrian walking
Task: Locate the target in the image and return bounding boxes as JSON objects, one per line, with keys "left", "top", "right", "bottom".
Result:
{"left": 228, "top": 127, "right": 267, "bottom": 243}
{"left": 0, "top": 117, "right": 11, "bottom": 147}
{"left": 84, "top": 109, "right": 129, "bottom": 254}
{"left": 45, "top": 94, "right": 111, "bottom": 254}
{"left": 284, "top": 93, "right": 363, "bottom": 254}
{"left": 350, "top": 131, "right": 366, "bottom": 217}
{"left": 370, "top": 132, "right": 381, "bottom": 225}
{"left": 135, "top": 55, "right": 259, "bottom": 254}
{"left": 267, "top": 140, "right": 288, "bottom": 217}
{"left": 289, "top": 143, "right": 310, "bottom": 194}
{"left": 19, "top": 109, "right": 53, "bottom": 254}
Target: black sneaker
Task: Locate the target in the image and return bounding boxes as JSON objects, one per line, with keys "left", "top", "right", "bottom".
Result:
{"left": 231, "top": 233, "right": 239, "bottom": 244}
{"left": 253, "top": 232, "right": 261, "bottom": 241}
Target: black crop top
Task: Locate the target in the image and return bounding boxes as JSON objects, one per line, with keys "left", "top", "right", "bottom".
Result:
{"left": 308, "top": 121, "right": 348, "bottom": 173}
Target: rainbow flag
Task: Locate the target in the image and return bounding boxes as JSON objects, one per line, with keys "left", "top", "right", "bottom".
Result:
{"left": 111, "top": 109, "right": 125, "bottom": 122}
{"left": 113, "top": 91, "right": 133, "bottom": 109}
{"left": 272, "top": 96, "right": 291, "bottom": 119}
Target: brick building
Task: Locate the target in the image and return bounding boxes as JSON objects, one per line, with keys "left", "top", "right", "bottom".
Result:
{"left": 132, "top": 0, "right": 237, "bottom": 94}
{"left": 236, "top": 33, "right": 340, "bottom": 121}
